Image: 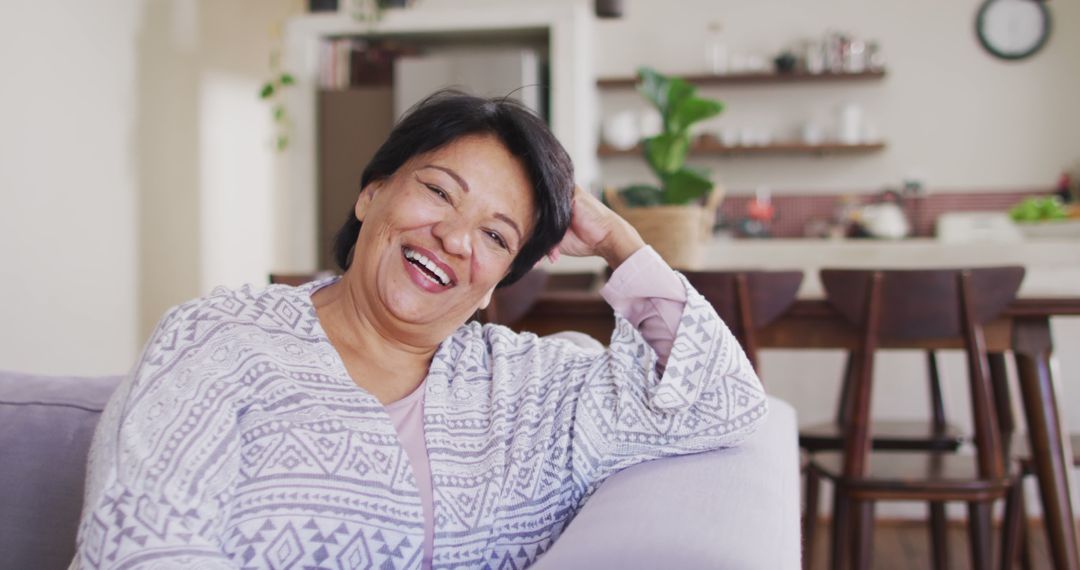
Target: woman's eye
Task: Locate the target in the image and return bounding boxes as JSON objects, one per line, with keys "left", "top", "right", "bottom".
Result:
{"left": 485, "top": 231, "right": 508, "bottom": 250}
{"left": 426, "top": 184, "right": 449, "bottom": 202}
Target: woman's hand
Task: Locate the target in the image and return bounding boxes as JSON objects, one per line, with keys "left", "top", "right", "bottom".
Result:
{"left": 554, "top": 186, "right": 645, "bottom": 270}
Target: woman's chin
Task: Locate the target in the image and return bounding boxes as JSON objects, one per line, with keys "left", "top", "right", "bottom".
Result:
{"left": 380, "top": 288, "right": 470, "bottom": 329}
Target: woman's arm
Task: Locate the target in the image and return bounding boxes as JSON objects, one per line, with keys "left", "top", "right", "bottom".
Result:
{"left": 566, "top": 273, "right": 768, "bottom": 502}
{"left": 599, "top": 245, "right": 686, "bottom": 368}
{"left": 554, "top": 188, "right": 768, "bottom": 502}
{"left": 71, "top": 305, "right": 240, "bottom": 569}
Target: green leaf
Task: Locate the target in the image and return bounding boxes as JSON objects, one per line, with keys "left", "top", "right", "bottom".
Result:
{"left": 273, "top": 106, "right": 285, "bottom": 122}
{"left": 661, "top": 168, "right": 713, "bottom": 205}
{"left": 618, "top": 184, "right": 665, "bottom": 207}
{"left": 279, "top": 73, "right": 295, "bottom": 86}
{"left": 637, "top": 67, "right": 697, "bottom": 121}
{"left": 276, "top": 135, "right": 289, "bottom": 151}
{"left": 662, "top": 78, "right": 695, "bottom": 129}
{"left": 636, "top": 67, "right": 668, "bottom": 112}
{"left": 644, "top": 133, "right": 689, "bottom": 176}
{"left": 668, "top": 97, "right": 724, "bottom": 134}
{"left": 259, "top": 82, "right": 275, "bottom": 99}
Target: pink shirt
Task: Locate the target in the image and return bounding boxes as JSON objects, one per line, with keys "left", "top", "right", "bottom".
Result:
{"left": 384, "top": 246, "right": 686, "bottom": 569}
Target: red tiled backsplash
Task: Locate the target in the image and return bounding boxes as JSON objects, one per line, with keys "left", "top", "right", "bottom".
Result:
{"left": 716, "top": 188, "right": 1051, "bottom": 238}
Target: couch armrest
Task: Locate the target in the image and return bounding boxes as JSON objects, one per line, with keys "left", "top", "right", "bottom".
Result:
{"left": 533, "top": 396, "right": 800, "bottom": 570}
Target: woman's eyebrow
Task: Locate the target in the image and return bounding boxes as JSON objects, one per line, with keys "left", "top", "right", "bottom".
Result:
{"left": 494, "top": 213, "right": 523, "bottom": 243}
{"left": 420, "top": 164, "right": 470, "bottom": 193}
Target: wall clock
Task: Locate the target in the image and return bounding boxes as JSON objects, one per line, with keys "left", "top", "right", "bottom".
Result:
{"left": 976, "top": 0, "right": 1051, "bottom": 60}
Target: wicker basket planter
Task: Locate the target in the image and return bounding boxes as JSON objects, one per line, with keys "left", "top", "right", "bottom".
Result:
{"left": 605, "top": 186, "right": 725, "bottom": 270}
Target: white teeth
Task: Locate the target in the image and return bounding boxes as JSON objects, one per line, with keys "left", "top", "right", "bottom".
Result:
{"left": 404, "top": 248, "right": 451, "bottom": 286}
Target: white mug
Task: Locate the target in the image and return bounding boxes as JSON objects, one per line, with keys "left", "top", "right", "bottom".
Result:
{"left": 838, "top": 104, "right": 863, "bottom": 145}
{"left": 601, "top": 111, "right": 640, "bottom": 150}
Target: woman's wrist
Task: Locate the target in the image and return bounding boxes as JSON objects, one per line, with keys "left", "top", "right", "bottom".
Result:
{"left": 596, "top": 221, "right": 646, "bottom": 270}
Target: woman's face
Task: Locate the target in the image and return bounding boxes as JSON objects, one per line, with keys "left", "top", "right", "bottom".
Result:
{"left": 350, "top": 134, "right": 536, "bottom": 331}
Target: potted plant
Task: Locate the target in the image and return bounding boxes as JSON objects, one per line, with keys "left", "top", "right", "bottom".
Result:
{"left": 605, "top": 67, "right": 726, "bottom": 269}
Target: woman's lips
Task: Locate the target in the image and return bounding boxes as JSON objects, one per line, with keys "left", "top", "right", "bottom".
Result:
{"left": 402, "top": 254, "right": 451, "bottom": 293}
{"left": 403, "top": 245, "right": 458, "bottom": 285}
{"left": 401, "top": 246, "right": 457, "bottom": 293}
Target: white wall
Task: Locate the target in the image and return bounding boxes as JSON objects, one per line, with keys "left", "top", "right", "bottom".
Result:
{"left": 593, "top": 0, "right": 1080, "bottom": 194}
{"left": 138, "top": 0, "right": 292, "bottom": 340}
{"left": 0, "top": 0, "right": 292, "bottom": 374}
{"left": 0, "top": 0, "right": 141, "bottom": 375}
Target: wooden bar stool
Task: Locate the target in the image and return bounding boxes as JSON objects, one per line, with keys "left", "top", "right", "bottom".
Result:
{"left": 802, "top": 355, "right": 966, "bottom": 568}
{"left": 804, "top": 267, "right": 1024, "bottom": 570}
{"left": 680, "top": 270, "right": 804, "bottom": 371}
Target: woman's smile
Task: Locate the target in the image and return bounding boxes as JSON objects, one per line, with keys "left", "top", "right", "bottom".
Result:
{"left": 401, "top": 245, "right": 457, "bottom": 292}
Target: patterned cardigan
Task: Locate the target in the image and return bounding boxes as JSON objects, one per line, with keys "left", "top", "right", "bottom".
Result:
{"left": 71, "top": 274, "right": 767, "bottom": 569}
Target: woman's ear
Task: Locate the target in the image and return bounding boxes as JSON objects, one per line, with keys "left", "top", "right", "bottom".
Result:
{"left": 354, "top": 180, "right": 383, "bottom": 221}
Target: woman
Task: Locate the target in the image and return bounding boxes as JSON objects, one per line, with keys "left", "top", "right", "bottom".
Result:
{"left": 71, "top": 91, "right": 767, "bottom": 569}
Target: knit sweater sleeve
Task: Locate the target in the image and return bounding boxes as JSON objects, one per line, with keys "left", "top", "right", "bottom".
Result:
{"left": 70, "top": 303, "right": 242, "bottom": 569}
{"left": 565, "top": 256, "right": 769, "bottom": 500}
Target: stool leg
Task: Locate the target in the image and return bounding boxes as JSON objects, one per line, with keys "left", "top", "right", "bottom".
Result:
{"left": 969, "top": 501, "right": 994, "bottom": 570}
{"left": 929, "top": 501, "right": 949, "bottom": 570}
{"left": 852, "top": 499, "right": 875, "bottom": 570}
{"left": 803, "top": 467, "right": 821, "bottom": 570}
{"left": 831, "top": 488, "right": 852, "bottom": 570}
{"left": 1019, "top": 489, "right": 1034, "bottom": 570}
{"left": 1002, "top": 481, "right": 1024, "bottom": 569}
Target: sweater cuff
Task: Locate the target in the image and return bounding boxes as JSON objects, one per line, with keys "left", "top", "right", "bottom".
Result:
{"left": 600, "top": 246, "right": 687, "bottom": 316}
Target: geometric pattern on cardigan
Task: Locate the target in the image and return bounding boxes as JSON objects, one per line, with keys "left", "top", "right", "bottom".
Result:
{"left": 71, "top": 273, "right": 767, "bottom": 569}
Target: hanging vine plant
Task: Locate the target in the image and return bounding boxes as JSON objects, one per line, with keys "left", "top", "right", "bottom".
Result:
{"left": 259, "top": 42, "right": 296, "bottom": 151}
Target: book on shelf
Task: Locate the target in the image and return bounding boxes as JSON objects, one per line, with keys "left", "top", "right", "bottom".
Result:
{"left": 317, "top": 38, "right": 414, "bottom": 90}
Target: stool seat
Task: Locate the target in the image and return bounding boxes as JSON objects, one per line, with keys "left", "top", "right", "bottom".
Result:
{"left": 800, "top": 420, "right": 966, "bottom": 453}
{"left": 810, "top": 452, "right": 1014, "bottom": 501}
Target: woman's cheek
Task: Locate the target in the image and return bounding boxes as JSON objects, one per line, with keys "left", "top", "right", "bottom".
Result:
{"left": 473, "top": 246, "right": 512, "bottom": 284}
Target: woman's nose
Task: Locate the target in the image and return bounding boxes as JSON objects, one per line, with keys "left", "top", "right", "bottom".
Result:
{"left": 432, "top": 218, "right": 472, "bottom": 258}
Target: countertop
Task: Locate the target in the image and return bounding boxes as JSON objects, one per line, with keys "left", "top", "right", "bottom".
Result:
{"left": 547, "top": 238, "right": 1080, "bottom": 298}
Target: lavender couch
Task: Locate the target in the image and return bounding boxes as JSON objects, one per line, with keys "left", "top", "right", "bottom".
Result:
{"left": 0, "top": 369, "right": 799, "bottom": 569}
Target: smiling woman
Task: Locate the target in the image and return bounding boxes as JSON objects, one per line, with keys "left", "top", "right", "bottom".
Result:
{"left": 332, "top": 90, "right": 574, "bottom": 289}
{"left": 70, "top": 90, "right": 768, "bottom": 570}
{"left": 338, "top": 134, "right": 539, "bottom": 332}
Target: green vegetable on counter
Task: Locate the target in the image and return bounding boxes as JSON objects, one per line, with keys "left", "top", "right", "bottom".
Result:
{"left": 1009, "top": 196, "right": 1068, "bottom": 222}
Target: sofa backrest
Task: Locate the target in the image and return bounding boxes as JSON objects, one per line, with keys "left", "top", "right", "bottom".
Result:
{"left": 0, "top": 371, "right": 123, "bottom": 570}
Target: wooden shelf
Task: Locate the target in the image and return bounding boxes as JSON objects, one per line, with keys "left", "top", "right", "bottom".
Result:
{"left": 597, "top": 139, "right": 887, "bottom": 157}
{"left": 597, "top": 69, "right": 886, "bottom": 89}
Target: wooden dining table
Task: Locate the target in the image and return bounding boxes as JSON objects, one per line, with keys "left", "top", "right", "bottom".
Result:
{"left": 510, "top": 281, "right": 1080, "bottom": 569}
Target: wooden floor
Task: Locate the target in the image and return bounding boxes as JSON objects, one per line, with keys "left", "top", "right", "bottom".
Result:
{"left": 805, "top": 520, "right": 1053, "bottom": 569}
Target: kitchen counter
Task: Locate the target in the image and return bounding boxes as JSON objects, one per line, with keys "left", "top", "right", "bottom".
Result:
{"left": 548, "top": 238, "right": 1080, "bottom": 298}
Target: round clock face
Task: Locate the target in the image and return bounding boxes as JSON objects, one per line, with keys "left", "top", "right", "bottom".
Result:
{"left": 976, "top": 0, "right": 1051, "bottom": 60}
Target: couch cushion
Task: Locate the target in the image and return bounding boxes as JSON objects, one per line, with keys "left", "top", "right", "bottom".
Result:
{"left": 531, "top": 396, "right": 801, "bottom": 569}
{"left": 0, "top": 371, "right": 122, "bottom": 570}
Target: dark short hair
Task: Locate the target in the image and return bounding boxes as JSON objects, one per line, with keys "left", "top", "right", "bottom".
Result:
{"left": 332, "top": 89, "right": 574, "bottom": 288}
